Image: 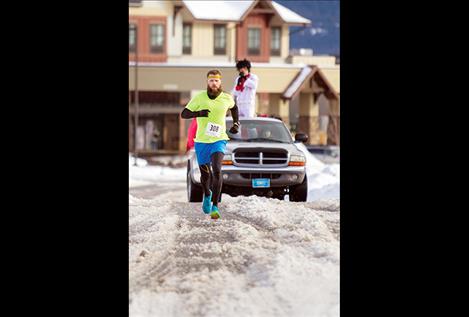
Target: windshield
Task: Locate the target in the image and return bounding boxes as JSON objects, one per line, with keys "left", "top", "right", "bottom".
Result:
{"left": 226, "top": 119, "right": 293, "bottom": 144}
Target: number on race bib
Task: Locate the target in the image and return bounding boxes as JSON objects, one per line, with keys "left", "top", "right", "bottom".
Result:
{"left": 205, "top": 122, "right": 222, "bottom": 137}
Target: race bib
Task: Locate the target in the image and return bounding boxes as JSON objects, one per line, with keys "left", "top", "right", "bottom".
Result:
{"left": 205, "top": 122, "right": 222, "bottom": 138}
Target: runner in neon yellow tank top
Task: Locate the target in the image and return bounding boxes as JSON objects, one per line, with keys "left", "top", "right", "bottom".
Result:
{"left": 181, "top": 70, "right": 240, "bottom": 219}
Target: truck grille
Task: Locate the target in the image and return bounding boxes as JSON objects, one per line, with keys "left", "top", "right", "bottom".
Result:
{"left": 240, "top": 173, "right": 282, "bottom": 179}
{"left": 233, "top": 149, "right": 288, "bottom": 166}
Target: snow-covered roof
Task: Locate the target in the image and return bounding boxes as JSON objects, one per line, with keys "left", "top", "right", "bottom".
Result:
{"left": 282, "top": 66, "right": 339, "bottom": 100}
{"left": 271, "top": 1, "right": 311, "bottom": 24}
{"left": 283, "top": 66, "right": 313, "bottom": 99}
{"left": 181, "top": 0, "right": 310, "bottom": 24}
{"left": 182, "top": 0, "right": 254, "bottom": 21}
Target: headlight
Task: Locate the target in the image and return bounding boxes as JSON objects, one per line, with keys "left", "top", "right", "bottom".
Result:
{"left": 289, "top": 155, "right": 306, "bottom": 166}
{"left": 222, "top": 154, "right": 233, "bottom": 165}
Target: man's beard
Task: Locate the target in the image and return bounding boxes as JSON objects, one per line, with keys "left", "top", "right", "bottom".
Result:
{"left": 207, "top": 85, "right": 223, "bottom": 98}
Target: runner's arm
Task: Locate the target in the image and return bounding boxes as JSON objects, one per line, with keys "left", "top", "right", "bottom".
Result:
{"left": 181, "top": 108, "right": 210, "bottom": 119}
{"left": 228, "top": 105, "right": 240, "bottom": 134}
{"left": 231, "top": 104, "right": 239, "bottom": 124}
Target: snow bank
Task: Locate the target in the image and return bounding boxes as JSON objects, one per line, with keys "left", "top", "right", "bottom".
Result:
{"left": 294, "top": 143, "right": 340, "bottom": 201}
{"left": 129, "top": 154, "right": 148, "bottom": 167}
{"left": 129, "top": 155, "right": 186, "bottom": 187}
{"left": 129, "top": 194, "right": 339, "bottom": 317}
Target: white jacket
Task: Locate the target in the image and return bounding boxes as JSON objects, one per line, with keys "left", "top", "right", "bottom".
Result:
{"left": 231, "top": 73, "right": 259, "bottom": 117}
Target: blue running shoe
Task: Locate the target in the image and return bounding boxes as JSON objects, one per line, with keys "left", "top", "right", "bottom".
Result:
{"left": 202, "top": 190, "right": 212, "bottom": 214}
{"left": 210, "top": 205, "right": 221, "bottom": 219}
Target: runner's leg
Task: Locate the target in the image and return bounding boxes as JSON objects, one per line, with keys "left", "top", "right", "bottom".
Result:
{"left": 199, "top": 164, "right": 212, "bottom": 197}
{"left": 211, "top": 152, "right": 224, "bottom": 206}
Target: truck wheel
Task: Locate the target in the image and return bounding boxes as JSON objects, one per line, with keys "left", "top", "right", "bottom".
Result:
{"left": 187, "top": 167, "right": 203, "bottom": 202}
{"left": 290, "top": 176, "right": 308, "bottom": 202}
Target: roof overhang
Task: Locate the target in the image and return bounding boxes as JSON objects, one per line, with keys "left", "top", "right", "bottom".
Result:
{"left": 282, "top": 65, "right": 339, "bottom": 101}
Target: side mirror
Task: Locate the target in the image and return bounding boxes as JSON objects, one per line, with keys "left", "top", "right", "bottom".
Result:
{"left": 295, "top": 133, "right": 308, "bottom": 143}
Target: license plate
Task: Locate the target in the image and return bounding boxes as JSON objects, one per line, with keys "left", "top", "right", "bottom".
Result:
{"left": 252, "top": 178, "right": 270, "bottom": 188}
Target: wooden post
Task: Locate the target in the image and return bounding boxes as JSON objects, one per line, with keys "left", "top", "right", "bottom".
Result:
{"left": 298, "top": 92, "right": 320, "bottom": 145}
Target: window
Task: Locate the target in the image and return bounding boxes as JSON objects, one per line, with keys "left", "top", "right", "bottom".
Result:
{"left": 183, "top": 23, "right": 192, "bottom": 54}
{"left": 150, "top": 24, "right": 164, "bottom": 53}
{"left": 248, "top": 28, "right": 261, "bottom": 55}
{"left": 129, "top": 23, "right": 136, "bottom": 53}
{"left": 214, "top": 24, "right": 226, "bottom": 55}
{"left": 271, "top": 27, "right": 281, "bottom": 56}
{"left": 225, "top": 119, "right": 293, "bottom": 144}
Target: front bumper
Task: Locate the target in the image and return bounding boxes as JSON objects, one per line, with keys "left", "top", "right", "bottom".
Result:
{"left": 219, "top": 165, "right": 306, "bottom": 187}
